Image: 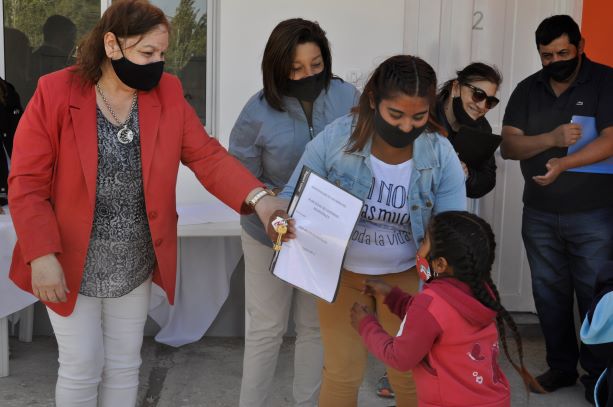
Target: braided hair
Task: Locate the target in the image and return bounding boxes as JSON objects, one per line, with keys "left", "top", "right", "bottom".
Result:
{"left": 347, "top": 55, "right": 446, "bottom": 152}
{"left": 428, "top": 211, "right": 545, "bottom": 393}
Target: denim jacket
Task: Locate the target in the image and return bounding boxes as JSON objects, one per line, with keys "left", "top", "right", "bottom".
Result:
{"left": 229, "top": 79, "right": 359, "bottom": 246}
{"left": 279, "top": 114, "right": 467, "bottom": 246}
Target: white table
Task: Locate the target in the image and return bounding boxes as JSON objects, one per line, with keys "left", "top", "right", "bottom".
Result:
{"left": 1, "top": 201, "right": 244, "bottom": 376}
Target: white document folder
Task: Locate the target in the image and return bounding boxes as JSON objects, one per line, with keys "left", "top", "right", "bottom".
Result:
{"left": 270, "top": 166, "right": 363, "bottom": 303}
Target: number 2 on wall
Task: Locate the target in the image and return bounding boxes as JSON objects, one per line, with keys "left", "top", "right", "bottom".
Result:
{"left": 473, "top": 11, "right": 484, "bottom": 30}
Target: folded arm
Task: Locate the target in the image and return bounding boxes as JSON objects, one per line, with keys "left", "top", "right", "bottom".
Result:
{"left": 465, "top": 156, "right": 496, "bottom": 198}
{"left": 558, "top": 127, "right": 613, "bottom": 169}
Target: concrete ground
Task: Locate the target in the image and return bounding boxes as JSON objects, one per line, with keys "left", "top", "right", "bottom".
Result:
{"left": 0, "top": 321, "right": 592, "bottom": 407}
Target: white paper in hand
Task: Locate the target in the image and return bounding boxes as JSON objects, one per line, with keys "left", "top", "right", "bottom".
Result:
{"left": 271, "top": 167, "right": 363, "bottom": 303}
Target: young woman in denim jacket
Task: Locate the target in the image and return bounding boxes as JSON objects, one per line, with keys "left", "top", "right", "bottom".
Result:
{"left": 228, "top": 18, "right": 359, "bottom": 407}
{"left": 276, "top": 55, "right": 466, "bottom": 407}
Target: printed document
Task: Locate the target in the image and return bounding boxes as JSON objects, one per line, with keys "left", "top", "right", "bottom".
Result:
{"left": 271, "top": 167, "right": 363, "bottom": 303}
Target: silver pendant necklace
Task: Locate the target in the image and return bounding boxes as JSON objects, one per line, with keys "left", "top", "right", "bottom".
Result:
{"left": 96, "top": 82, "right": 137, "bottom": 144}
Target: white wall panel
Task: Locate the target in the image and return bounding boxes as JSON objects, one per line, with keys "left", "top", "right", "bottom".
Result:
{"left": 176, "top": 0, "right": 405, "bottom": 204}
{"left": 217, "top": 0, "right": 405, "bottom": 148}
{"left": 437, "top": 0, "right": 474, "bottom": 83}
{"left": 403, "top": 0, "right": 443, "bottom": 70}
{"left": 404, "top": 0, "right": 583, "bottom": 311}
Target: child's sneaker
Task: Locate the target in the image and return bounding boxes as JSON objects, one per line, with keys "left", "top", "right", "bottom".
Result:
{"left": 376, "top": 373, "right": 395, "bottom": 398}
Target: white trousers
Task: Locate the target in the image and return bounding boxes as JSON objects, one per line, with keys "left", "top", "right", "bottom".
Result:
{"left": 239, "top": 230, "right": 323, "bottom": 407}
{"left": 47, "top": 278, "right": 151, "bottom": 407}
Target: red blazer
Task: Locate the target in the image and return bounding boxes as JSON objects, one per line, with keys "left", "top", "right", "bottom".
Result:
{"left": 8, "top": 68, "right": 263, "bottom": 316}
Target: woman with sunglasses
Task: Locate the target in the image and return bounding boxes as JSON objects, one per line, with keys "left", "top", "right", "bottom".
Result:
{"left": 436, "top": 62, "right": 502, "bottom": 198}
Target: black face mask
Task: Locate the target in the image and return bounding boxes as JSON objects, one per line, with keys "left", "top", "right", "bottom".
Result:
{"left": 111, "top": 46, "right": 165, "bottom": 91}
{"left": 285, "top": 71, "right": 325, "bottom": 102}
{"left": 452, "top": 96, "right": 482, "bottom": 128}
{"left": 542, "top": 55, "right": 579, "bottom": 82}
{"left": 373, "top": 108, "right": 427, "bottom": 149}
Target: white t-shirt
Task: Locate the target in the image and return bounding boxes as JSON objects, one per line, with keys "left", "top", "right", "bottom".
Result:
{"left": 343, "top": 155, "right": 417, "bottom": 275}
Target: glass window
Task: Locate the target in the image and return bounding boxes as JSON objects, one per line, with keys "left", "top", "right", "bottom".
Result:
{"left": 149, "top": 0, "right": 208, "bottom": 125}
{"left": 4, "top": 0, "right": 208, "bottom": 126}
{"left": 3, "top": 0, "right": 100, "bottom": 105}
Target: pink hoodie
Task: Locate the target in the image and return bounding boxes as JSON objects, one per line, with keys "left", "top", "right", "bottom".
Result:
{"left": 359, "top": 278, "right": 511, "bottom": 407}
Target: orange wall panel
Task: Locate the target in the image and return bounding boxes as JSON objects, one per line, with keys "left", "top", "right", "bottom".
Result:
{"left": 582, "top": 0, "right": 613, "bottom": 67}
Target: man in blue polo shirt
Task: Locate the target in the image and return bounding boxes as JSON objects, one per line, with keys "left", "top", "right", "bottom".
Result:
{"left": 501, "top": 15, "right": 613, "bottom": 403}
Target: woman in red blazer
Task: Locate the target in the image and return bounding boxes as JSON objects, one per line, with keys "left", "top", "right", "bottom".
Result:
{"left": 8, "top": 1, "right": 279, "bottom": 406}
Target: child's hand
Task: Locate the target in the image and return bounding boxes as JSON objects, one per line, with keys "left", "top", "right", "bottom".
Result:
{"left": 350, "top": 302, "right": 374, "bottom": 331}
{"left": 363, "top": 278, "right": 393, "bottom": 298}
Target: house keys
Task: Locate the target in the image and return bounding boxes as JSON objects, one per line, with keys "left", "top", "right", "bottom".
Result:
{"left": 272, "top": 216, "right": 288, "bottom": 251}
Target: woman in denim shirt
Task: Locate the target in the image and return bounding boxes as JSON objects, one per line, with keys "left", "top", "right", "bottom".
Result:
{"left": 228, "top": 18, "right": 358, "bottom": 407}
{"left": 277, "top": 55, "right": 466, "bottom": 407}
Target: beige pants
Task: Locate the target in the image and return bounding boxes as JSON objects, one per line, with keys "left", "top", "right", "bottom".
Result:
{"left": 317, "top": 269, "right": 419, "bottom": 407}
{"left": 239, "top": 230, "right": 322, "bottom": 407}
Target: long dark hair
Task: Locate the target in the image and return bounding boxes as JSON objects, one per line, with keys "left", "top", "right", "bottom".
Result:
{"left": 347, "top": 55, "right": 445, "bottom": 153}
{"left": 427, "top": 211, "right": 546, "bottom": 394}
{"left": 437, "top": 62, "right": 502, "bottom": 103}
{"left": 74, "top": 0, "right": 170, "bottom": 85}
{"left": 261, "top": 18, "right": 332, "bottom": 112}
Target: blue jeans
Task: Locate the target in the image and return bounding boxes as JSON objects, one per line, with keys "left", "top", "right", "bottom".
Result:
{"left": 522, "top": 206, "right": 613, "bottom": 378}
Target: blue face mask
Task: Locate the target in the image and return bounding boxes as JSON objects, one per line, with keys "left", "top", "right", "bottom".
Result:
{"left": 373, "top": 108, "right": 427, "bottom": 148}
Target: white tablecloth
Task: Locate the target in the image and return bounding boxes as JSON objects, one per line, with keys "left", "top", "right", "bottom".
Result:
{"left": 1, "top": 208, "right": 38, "bottom": 376}
{"left": 149, "top": 202, "right": 243, "bottom": 347}
{"left": 0, "top": 210, "right": 37, "bottom": 319}
{"left": 0, "top": 201, "right": 243, "bottom": 347}
{"left": 148, "top": 235, "right": 243, "bottom": 347}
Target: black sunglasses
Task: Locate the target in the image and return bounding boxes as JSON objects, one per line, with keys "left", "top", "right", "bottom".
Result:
{"left": 461, "top": 83, "right": 499, "bottom": 109}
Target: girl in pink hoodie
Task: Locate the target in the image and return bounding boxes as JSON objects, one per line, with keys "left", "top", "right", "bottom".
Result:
{"left": 351, "top": 211, "right": 544, "bottom": 406}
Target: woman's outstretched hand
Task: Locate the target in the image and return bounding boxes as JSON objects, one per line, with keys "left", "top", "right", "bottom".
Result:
{"left": 265, "top": 208, "right": 296, "bottom": 244}
{"left": 363, "top": 278, "right": 393, "bottom": 298}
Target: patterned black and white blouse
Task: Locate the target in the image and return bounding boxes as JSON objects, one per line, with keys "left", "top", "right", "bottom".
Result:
{"left": 80, "top": 104, "right": 156, "bottom": 297}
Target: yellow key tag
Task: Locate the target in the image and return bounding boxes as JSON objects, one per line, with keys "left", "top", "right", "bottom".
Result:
{"left": 272, "top": 216, "right": 288, "bottom": 251}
